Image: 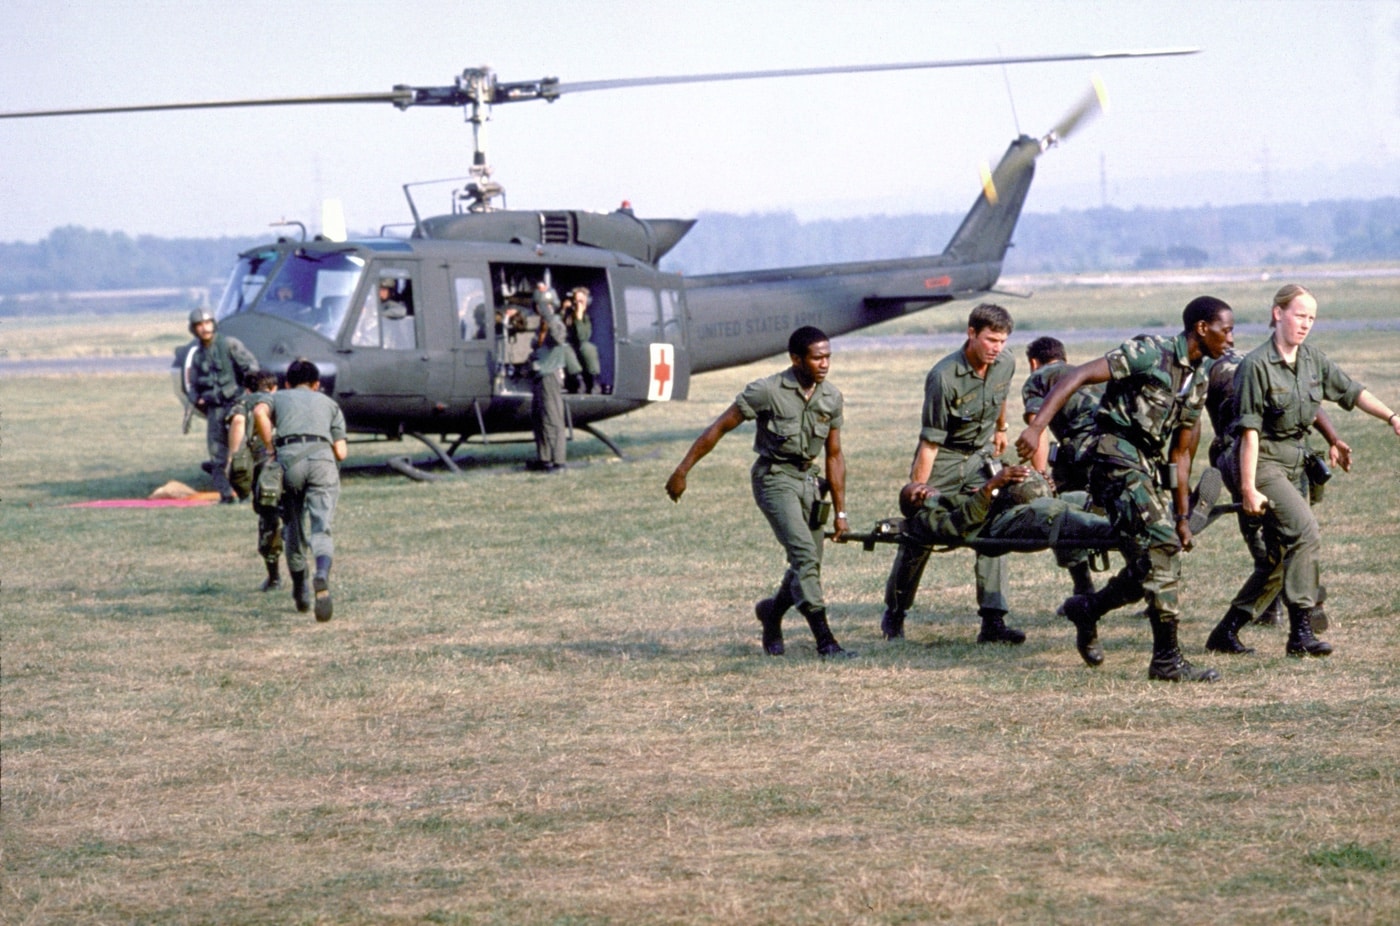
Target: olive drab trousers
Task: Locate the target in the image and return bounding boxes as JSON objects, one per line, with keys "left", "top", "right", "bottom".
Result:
{"left": 280, "top": 451, "right": 340, "bottom": 576}
{"left": 1229, "top": 445, "right": 1322, "bottom": 613}
{"left": 885, "top": 448, "right": 1010, "bottom": 616}
{"left": 751, "top": 461, "right": 827, "bottom": 612}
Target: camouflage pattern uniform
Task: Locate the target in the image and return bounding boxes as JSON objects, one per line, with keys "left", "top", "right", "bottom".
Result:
{"left": 228, "top": 391, "right": 283, "bottom": 581}
{"left": 1228, "top": 339, "right": 1362, "bottom": 625}
{"left": 884, "top": 346, "right": 1014, "bottom": 627}
{"left": 1022, "top": 360, "right": 1105, "bottom": 493}
{"left": 1061, "top": 333, "right": 1219, "bottom": 680}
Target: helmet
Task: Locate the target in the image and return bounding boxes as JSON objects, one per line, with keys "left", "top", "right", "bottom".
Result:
{"left": 1001, "top": 469, "right": 1056, "bottom": 506}
{"left": 188, "top": 306, "right": 216, "bottom": 333}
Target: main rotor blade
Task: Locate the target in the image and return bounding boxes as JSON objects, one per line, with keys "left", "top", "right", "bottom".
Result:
{"left": 549, "top": 48, "right": 1198, "bottom": 95}
{"left": 0, "top": 91, "right": 413, "bottom": 120}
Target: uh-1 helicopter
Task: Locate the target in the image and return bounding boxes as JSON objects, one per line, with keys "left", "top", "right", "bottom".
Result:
{"left": 3, "top": 50, "right": 1195, "bottom": 471}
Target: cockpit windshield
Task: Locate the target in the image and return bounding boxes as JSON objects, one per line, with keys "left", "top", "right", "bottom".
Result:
{"left": 223, "top": 249, "right": 366, "bottom": 340}
{"left": 215, "top": 249, "right": 280, "bottom": 322}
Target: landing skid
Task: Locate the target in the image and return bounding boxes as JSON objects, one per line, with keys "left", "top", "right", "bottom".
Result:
{"left": 382, "top": 423, "right": 625, "bottom": 480}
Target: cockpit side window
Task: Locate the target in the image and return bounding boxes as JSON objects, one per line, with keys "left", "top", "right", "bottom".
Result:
{"left": 351, "top": 271, "right": 418, "bottom": 350}
{"left": 455, "top": 276, "right": 488, "bottom": 341}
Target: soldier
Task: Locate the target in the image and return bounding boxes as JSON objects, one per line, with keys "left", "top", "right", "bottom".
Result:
{"left": 1200, "top": 345, "right": 1346, "bottom": 645}
{"left": 529, "top": 304, "right": 569, "bottom": 472}
{"left": 226, "top": 371, "right": 284, "bottom": 591}
{"left": 1015, "top": 296, "right": 1236, "bottom": 682}
{"left": 564, "top": 287, "right": 604, "bottom": 394}
{"left": 666, "top": 326, "right": 854, "bottom": 658}
{"left": 253, "top": 359, "right": 348, "bottom": 622}
{"left": 898, "top": 466, "right": 1116, "bottom": 557}
{"left": 1021, "top": 337, "right": 1104, "bottom": 493}
{"left": 881, "top": 303, "right": 1021, "bottom": 644}
{"left": 1210, "top": 284, "right": 1400, "bottom": 658}
{"left": 185, "top": 306, "right": 259, "bottom": 503}
{"left": 1022, "top": 336, "right": 1106, "bottom": 600}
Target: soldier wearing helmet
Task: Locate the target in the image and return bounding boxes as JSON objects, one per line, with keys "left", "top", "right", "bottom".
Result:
{"left": 185, "top": 306, "right": 259, "bottom": 503}
{"left": 897, "top": 465, "right": 1114, "bottom": 555}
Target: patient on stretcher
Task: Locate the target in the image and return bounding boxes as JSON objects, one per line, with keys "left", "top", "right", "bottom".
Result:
{"left": 898, "top": 465, "right": 1116, "bottom": 553}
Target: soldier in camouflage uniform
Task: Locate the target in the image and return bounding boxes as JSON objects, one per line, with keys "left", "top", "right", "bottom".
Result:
{"left": 226, "top": 371, "right": 284, "bottom": 591}
{"left": 881, "top": 304, "right": 1023, "bottom": 645}
{"left": 666, "top": 326, "right": 854, "bottom": 659}
{"left": 1022, "top": 336, "right": 1106, "bottom": 599}
{"left": 1021, "top": 337, "right": 1105, "bottom": 493}
{"left": 1212, "top": 285, "right": 1400, "bottom": 658}
{"left": 1016, "top": 296, "right": 1237, "bottom": 682}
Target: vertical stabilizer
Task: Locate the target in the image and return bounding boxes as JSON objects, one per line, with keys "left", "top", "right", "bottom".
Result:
{"left": 941, "top": 136, "right": 1040, "bottom": 266}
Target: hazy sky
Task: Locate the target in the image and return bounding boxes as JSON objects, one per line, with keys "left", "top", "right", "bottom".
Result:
{"left": 2, "top": 0, "right": 1397, "bottom": 243}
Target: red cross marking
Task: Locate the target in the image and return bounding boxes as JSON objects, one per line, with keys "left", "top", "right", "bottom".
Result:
{"left": 652, "top": 354, "right": 672, "bottom": 392}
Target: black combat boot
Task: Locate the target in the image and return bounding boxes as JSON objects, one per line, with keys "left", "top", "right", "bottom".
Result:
{"left": 976, "top": 608, "right": 1026, "bottom": 645}
{"left": 260, "top": 560, "right": 282, "bottom": 592}
{"left": 291, "top": 570, "right": 312, "bottom": 613}
{"left": 1253, "top": 594, "right": 1284, "bottom": 626}
{"left": 1310, "top": 585, "right": 1329, "bottom": 633}
{"left": 880, "top": 608, "right": 906, "bottom": 641}
{"left": 313, "top": 555, "right": 333, "bottom": 622}
{"left": 1060, "top": 594, "right": 1104, "bottom": 667}
{"left": 1147, "top": 615, "right": 1220, "bottom": 682}
{"left": 755, "top": 584, "right": 794, "bottom": 656}
{"left": 803, "top": 607, "right": 856, "bottom": 659}
{"left": 1068, "top": 561, "right": 1097, "bottom": 597}
{"left": 1286, "top": 602, "right": 1332, "bottom": 657}
{"left": 1205, "top": 606, "right": 1255, "bottom": 654}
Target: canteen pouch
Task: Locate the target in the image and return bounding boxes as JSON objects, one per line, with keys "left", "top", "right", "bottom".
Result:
{"left": 256, "top": 460, "right": 284, "bottom": 509}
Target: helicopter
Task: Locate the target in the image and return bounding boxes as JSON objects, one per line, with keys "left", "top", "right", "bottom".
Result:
{"left": 2, "top": 50, "right": 1196, "bottom": 470}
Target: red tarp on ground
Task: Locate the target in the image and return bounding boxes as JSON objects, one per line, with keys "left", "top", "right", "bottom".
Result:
{"left": 65, "top": 495, "right": 221, "bottom": 508}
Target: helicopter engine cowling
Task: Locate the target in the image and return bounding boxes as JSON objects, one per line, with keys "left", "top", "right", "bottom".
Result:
{"left": 415, "top": 208, "right": 694, "bottom": 266}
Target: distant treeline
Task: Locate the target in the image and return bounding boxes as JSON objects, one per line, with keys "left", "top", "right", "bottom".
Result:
{"left": 664, "top": 197, "right": 1400, "bottom": 276}
{"left": 2, "top": 198, "right": 1396, "bottom": 314}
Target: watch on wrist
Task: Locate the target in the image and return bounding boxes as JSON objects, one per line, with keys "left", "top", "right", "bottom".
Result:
{"left": 836, "top": 511, "right": 847, "bottom": 520}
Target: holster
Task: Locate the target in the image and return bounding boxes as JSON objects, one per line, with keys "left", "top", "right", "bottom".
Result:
{"left": 809, "top": 477, "right": 832, "bottom": 529}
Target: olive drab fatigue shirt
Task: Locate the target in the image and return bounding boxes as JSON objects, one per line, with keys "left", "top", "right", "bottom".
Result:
{"left": 921, "top": 347, "right": 1014, "bottom": 454}
{"left": 736, "top": 367, "right": 843, "bottom": 477}
{"left": 1232, "top": 339, "right": 1363, "bottom": 468}
{"left": 1091, "top": 333, "right": 1210, "bottom": 469}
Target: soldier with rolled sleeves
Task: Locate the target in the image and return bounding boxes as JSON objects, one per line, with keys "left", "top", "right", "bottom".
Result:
{"left": 1200, "top": 344, "right": 1344, "bottom": 645}
{"left": 1016, "top": 296, "right": 1236, "bottom": 682}
{"left": 186, "top": 306, "right": 259, "bottom": 503}
{"left": 253, "top": 358, "right": 348, "bottom": 622}
{"left": 666, "top": 326, "right": 854, "bottom": 659}
{"left": 1210, "top": 284, "right": 1400, "bottom": 659}
{"left": 226, "top": 371, "right": 284, "bottom": 591}
{"left": 881, "top": 303, "right": 1021, "bottom": 644}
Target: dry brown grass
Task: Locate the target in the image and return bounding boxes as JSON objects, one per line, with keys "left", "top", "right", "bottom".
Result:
{"left": 3, "top": 283, "right": 1399, "bottom": 924}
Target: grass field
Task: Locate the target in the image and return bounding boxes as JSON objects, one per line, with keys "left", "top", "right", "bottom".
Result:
{"left": 3, "top": 280, "right": 1399, "bottom": 924}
